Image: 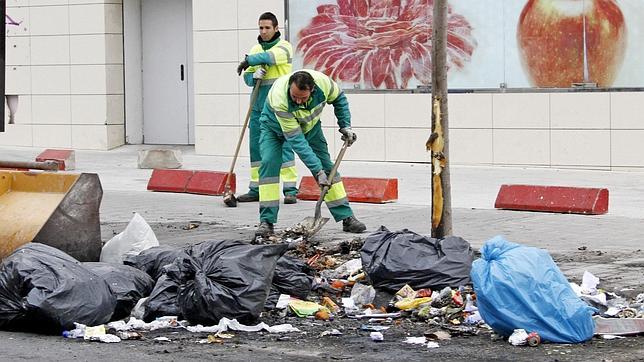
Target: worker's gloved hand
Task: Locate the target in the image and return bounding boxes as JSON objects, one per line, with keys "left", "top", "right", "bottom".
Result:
{"left": 236, "top": 57, "right": 250, "bottom": 76}
{"left": 253, "top": 68, "right": 266, "bottom": 80}
{"left": 316, "top": 170, "right": 331, "bottom": 187}
{"left": 339, "top": 128, "right": 357, "bottom": 146}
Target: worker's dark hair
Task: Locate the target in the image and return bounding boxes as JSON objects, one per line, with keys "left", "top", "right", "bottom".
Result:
{"left": 259, "top": 12, "right": 278, "bottom": 27}
{"left": 289, "top": 71, "right": 316, "bottom": 91}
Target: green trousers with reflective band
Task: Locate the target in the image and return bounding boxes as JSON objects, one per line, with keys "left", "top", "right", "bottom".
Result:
{"left": 247, "top": 84, "right": 298, "bottom": 197}
{"left": 259, "top": 121, "right": 353, "bottom": 224}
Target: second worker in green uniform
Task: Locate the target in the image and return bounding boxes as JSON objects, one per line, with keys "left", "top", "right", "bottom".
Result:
{"left": 255, "top": 69, "right": 367, "bottom": 237}
{"left": 236, "top": 12, "right": 298, "bottom": 204}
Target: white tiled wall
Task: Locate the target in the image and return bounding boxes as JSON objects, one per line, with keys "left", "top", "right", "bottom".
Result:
{"left": 189, "top": 0, "right": 644, "bottom": 169}
{"left": 3, "top": 1, "right": 124, "bottom": 149}
{"left": 4, "top": 0, "right": 644, "bottom": 168}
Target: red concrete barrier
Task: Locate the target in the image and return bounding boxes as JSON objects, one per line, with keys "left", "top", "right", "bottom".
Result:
{"left": 35, "top": 149, "right": 75, "bottom": 170}
{"left": 297, "top": 176, "right": 398, "bottom": 203}
{"left": 494, "top": 184, "right": 609, "bottom": 215}
{"left": 147, "top": 169, "right": 235, "bottom": 196}
{"left": 186, "top": 171, "right": 235, "bottom": 196}
{"left": 147, "top": 169, "right": 194, "bottom": 193}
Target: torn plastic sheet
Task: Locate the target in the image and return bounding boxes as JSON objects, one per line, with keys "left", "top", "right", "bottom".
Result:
{"left": 100, "top": 212, "right": 159, "bottom": 264}
{"left": 186, "top": 317, "right": 299, "bottom": 334}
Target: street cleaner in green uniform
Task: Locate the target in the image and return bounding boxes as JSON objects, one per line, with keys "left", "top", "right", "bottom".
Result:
{"left": 255, "top": 69, "right": 367, "bottom": 237}
{"left": 236, "top": 12, "right": 298, "bottom": 204}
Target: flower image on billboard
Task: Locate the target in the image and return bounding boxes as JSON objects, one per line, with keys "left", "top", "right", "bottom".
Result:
{"left": 295, "top": 0, "right": 477, "bottom": 89}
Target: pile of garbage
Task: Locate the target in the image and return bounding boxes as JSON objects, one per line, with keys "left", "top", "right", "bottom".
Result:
{"left": 0, "top": 214, "right": 642, "bottom": 347}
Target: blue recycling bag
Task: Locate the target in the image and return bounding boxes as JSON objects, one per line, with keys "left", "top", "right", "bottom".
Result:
{"left": 471, "top": 236, "right": 595, "bottom": 343}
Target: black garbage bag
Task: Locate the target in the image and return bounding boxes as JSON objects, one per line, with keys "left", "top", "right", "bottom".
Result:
{"left": 123, "top": 245, "right": 189, "bottom": 280}
{"left": 264, "top": 287, "right": 281, "bottom": 309}
{"left": 0, "top": 243, "right": 117, "bottom": 334}
{"left": 361, "top": 226, "right": 474, "bottom": 292}
{"left": 83, "top": 262, "right": 155, "bottom": 321}
{"left": 143, "top": 274, "right": 183, "bottom": 322}
{"left": 175, "top": 240, "right": 288, "bottom": 325}
{"left": 272, "top": 255, "right": 314, "bottom": 299}
{"left": 265, "top": 256, "right": 315, "bottom": 309}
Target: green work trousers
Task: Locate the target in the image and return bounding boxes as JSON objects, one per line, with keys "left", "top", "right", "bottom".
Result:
{"left": 247, "top": 84, "right": 298, "bottom": 197}
{"left": 259, "top": 121, "right": 353, "bottom": 224}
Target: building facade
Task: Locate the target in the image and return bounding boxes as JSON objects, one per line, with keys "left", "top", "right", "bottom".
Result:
{"left": 3, "top": 0, "right": 644, "bottom": 170}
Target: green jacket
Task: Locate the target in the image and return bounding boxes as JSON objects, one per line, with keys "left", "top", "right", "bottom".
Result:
{"left": 243, "top": 33, "right": 292, "bottom": 88}
{"left": 262, "top": 69, "right": 351, "bottom": 174}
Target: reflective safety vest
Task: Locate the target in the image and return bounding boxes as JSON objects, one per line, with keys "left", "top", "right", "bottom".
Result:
{"left": 263, "top": 69, "right": 351, "bottom": 174}
{"left": 245, "top": 38, "right": 293, "bottom": 87}
{"left": 267, "top": 69, "right": 350, "bottom": 137}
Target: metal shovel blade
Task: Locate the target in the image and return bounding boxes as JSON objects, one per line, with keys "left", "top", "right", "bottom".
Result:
{"left": 297, "top": 216, "right": 330, "bottom": 238}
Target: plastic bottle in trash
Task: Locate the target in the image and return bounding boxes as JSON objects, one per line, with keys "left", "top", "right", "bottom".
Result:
{"left": 62, "top": 328, "right": 84, "bottom": 339}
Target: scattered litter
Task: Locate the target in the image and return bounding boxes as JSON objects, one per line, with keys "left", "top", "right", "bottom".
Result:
{"left": 594, "top": 316, "right": 644, "bottom": 336}
{"left": 289, "top": 300, "right": 324, "bottom": 317}
{"left": 370, "top": 332, "right": 384, "bottom": 342}
{"left": 91, "top": 334, "right": 121, "bottom": 343}
{"left": 424, "top": 330, "right": 451, "bottom": 341}
{"left": 396, "top": 285, "right": 417, "bottom": 300}
{"left": 341, "top": 298, "right": 358, "bottom": 313}
{"left": 351, "top": 312, "right": 402, "bottom": 320}
{"left": 570, "top": 271, "right": 607, "bottom": 307}
{"left": 330, "top": 258, "right": 362, "bottom": 279}
{"left": 315, "top": 309, "right": 330, "bottom": 321}
{"left": 508, "top": 329, "right": 529, "bottom": 346}
{"left": 275, "top": 294, "right": 291, "bottom": 310}
{"left": 427, "top": 341, "right": 440, "bottom": 348}
{"left": 350, "top": 283, "right": 376, "bottom": 306}
{"left": 580, "top": 271, "right": 600, "bottom": 294}
{"left": 404, "top": 337, "right": 427, "bottom": 345}
{"left": 154, "top": 337, "right": 171, "bottom": 342}
{"left": 360, "top": 325, "right": 390, "bottom": 332}
{"left": 463, "top": 311, "right": 483, "bottom": 325}
{"left": 83, "top": 325, "right": 107, "bottom": 340}
{"left": 395, "top": 297, "right": 431, "bottom": 311}
{"left": 321, "top": 296, "right": 341, "bottom": 313}
{"left": 320, "top": 329, "right": 343, "bottom": 337}
{"left": 601, "top": 334, "right": 626, "bottom": 340}
{"left": 62, "top": 323, "right": 87, "bottom": 339}
{"left": 117, "top": 331, "right": 142, "bottom": 340}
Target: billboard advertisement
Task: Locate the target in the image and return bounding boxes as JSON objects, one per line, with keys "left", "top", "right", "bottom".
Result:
{"left": 288, "top": 0, "right": 644, "bottom": 90}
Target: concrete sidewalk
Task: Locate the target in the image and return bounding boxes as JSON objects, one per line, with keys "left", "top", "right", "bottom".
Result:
{"left": 2, "top": 144, "right": 643, "bottom": 253}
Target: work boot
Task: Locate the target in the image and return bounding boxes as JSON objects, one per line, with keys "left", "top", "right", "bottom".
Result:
{"left": 237, "top": 193, "right": 259, "bottom": 202}
{"left": 342, "top": 216, "right": 366, "bottom": 233}
{"left": 255, "top": 221, "right": 274, "bottom": 238}
{"left": 283, "top": 194, "right": 298, "bottom": 204}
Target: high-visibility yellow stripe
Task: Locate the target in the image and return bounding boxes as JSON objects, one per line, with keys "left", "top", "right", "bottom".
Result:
{"left": 324, "top": 181, "right": 347, "bottom": 203}
{"left": 250, "top": 166, "right": 260, "bottom": 183}
{"left": 259, "top": 183, "right": 280, "bottom": 202}
{"left": 280, "top": 165, "right": 298, "bottom": 183}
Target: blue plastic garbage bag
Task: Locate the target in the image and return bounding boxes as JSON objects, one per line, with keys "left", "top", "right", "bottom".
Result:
{"left": 471, "top": 236, "right": 595, "bottom": 343}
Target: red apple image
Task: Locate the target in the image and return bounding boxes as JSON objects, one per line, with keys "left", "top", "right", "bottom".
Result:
{"left": 517, "top": 0, "right": 626, "bottom": 87}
